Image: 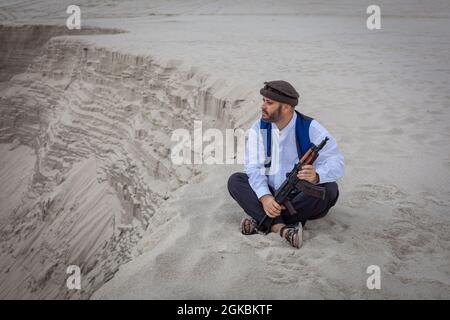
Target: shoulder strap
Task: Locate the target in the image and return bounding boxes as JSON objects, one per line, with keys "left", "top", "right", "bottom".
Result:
{"left": 260, "top": 119, "right": 272, "bottom": 168}
{"left": 260, "top": 111, "right": 314, "bottom": 167}
{"left": 294, "top": 110, "right": 313, "bottom": 157}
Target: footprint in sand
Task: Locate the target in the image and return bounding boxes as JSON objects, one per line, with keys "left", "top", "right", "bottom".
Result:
{"left": 342, "top": 184, "right": 407, "bottom": 208}
{"left": 305, "top": 216, "right": 349, "bottom": 244}
{"left": 379, "top": 203, "right": 449, "bottom": 268}
{"left": 420, "top": 192, "right": 450, "bottom": 208}
{"left": 262, "top": 248, "right": 308, "bottom": 285}
{"left": 266, "top": 269, "right": 299, "bottom": 285}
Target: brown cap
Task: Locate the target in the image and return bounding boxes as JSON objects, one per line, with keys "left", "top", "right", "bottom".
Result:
{"left": 260, "top": 80, "right": 299, "bottom": 107}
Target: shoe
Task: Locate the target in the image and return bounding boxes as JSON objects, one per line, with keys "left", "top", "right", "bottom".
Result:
{"left": 280, "top": 224, "right": 303, "bottom": 249}
{"left": 240, "top": 216, "right": 258, "bottom": 235}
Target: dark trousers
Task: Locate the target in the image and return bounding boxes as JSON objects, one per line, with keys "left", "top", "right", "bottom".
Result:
{"left": 227, "top": 172, "right": 339, "bottom": 231}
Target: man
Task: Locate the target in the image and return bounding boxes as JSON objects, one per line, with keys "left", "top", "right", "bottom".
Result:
{"left": 227, "top": 80, "right": 344, "bottom": 249}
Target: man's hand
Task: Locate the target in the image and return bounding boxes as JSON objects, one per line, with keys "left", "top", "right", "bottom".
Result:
{"left": 259, "top": 195, "right": 285, "bottom": 218}
{"left": 297, "top": 164, "right": 319, "bottom": 184}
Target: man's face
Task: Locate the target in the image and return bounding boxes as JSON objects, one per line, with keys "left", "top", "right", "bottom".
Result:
{"left": 261, "top": 97, "right": 283, "bottom": 122}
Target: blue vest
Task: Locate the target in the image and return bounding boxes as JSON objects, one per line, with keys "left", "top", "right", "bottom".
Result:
{"left": 260, "top": 110, "right": 313, "bottom": 168}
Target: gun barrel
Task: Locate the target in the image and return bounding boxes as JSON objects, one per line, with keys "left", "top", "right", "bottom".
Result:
{"left": 316, "top": 137, "right": 329, "bottom": 151}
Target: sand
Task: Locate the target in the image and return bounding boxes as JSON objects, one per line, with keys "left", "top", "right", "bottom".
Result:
{"left": 0, "top": 1, "right": 449, "bottom": 299}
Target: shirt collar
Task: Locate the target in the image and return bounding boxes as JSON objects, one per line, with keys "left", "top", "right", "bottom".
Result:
{"left": 274, "top": 111, "right": 296, "bottom": 133}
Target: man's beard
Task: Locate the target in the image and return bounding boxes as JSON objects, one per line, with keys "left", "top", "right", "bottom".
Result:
{"left": 262, "top": 104, "right": 283, "bottom": 122}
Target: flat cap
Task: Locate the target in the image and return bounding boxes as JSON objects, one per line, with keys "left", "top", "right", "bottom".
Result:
{"left": 260, "top": 80, "right": 299, "bottom": 107}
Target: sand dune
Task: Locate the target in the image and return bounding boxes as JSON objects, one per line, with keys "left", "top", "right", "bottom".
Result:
{"left": 0, "top": 1, "right": 449, "bottom": 299}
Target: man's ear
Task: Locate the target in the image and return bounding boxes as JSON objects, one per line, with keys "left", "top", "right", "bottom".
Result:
{"left": 282, "top": 103, "right": 291, "bottom": 111}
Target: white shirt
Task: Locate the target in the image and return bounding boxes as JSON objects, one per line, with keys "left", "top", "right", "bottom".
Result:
{"left": 244, "top": 111, "right": 345, "bottom": 199}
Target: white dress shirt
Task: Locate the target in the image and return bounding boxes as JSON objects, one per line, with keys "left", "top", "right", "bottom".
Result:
{"left": 244, "top": 111, "right": 345, "bottom": 199}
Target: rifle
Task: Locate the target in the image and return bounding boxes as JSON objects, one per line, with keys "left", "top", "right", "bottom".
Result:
{"left": 256, "top": 137, "right": 329, "bottom": 233}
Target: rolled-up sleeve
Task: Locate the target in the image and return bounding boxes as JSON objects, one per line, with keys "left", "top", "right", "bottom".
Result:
{"left": 244, "top": 121, "right": 271, "bottom": 199}
{"left": 309, "top": 120, "right": 345, "bottom": 184}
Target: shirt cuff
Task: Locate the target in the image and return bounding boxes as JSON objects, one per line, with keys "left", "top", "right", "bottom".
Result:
{"left": 315, "top": 167, "right": 328, "bottom": 184}
{"left": 254, "top": 186, "right": 271, "bottom": 200}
